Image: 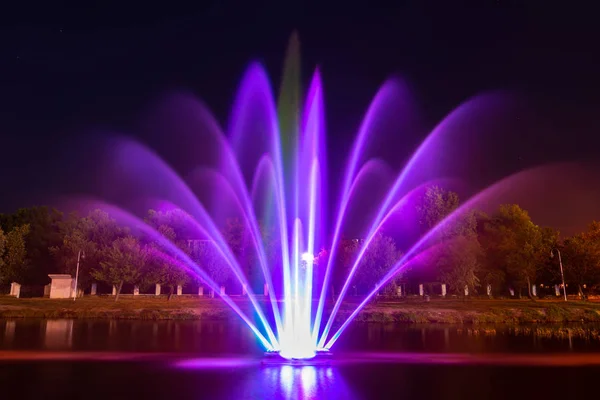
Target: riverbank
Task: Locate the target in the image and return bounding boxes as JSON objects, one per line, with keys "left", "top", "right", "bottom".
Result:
{"left": 2, "top": 296, "right": 600, "bottom": 324}
{"left": 345, "top": 298, "right": 600, "bottom": 324}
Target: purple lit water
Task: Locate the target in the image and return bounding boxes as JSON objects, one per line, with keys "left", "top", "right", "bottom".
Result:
{"left": 2, "top": 319, "right": 600, "bottom": 400}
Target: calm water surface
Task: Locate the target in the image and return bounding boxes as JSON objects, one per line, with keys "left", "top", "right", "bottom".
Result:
{"left": 1, "top": 319, "right": 600, "bottom": 399}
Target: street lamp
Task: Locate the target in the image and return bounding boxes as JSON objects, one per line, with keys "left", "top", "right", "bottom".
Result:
{"left": 73, "top": 250, "right": 85, "bottom": 301}
{"left": 550, "top": 248, "right": 567, "bottom": 302}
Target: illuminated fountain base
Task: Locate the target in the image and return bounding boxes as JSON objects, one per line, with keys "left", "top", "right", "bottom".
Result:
{"left": 261, "top": 350, "right": 333, "bottom": 366}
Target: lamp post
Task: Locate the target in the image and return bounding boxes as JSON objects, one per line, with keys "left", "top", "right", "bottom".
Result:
{"left": 73, "top": 250, "right": 85, "bottom": 301}
{"left": 551, "top": 249, "right": 567, "bottom": 301}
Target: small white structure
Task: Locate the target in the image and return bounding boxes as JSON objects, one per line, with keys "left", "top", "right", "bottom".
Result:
{"left": 198, "top": 286, "right": 204, "bottom": 296}
{"left": 396, "top": 286, "right": 402, "bottom": 297}
{"left": 487, "top": 284, "right": 492, "bottom": 297}
{"left": 155, "top": 284, "right": 161, "bottom": 296}
{"left": 464, "top": 285, "right": 469, "bottom": 296}
{"left": 242, "top": 284, "right": 248, "bottom": 296}
{"left": 509, "top": 288, "right": 515, "bottom": 297}
{"left": 47, "top": 275, "right": 73, "bottom": 299}
{"left": 263, "top": 283, "right": 269, "bottom": 296}
{"left": 90, "top": 283, "right": 97, "bottom": 296}
{"left": 220, "top": 286, "right": 226, "bottom": 296}
{"left": 177, "top": 285, "right": 182, "bottom": 296}
{"left": 133, "top": 286, "right": 140, "bottom": 296}
{"left": 555, "top": 284, "right": 560, "bottom": 296}
{"left": 9, "top": 282, "right": 21, "bottom": 298}
{"left": 112, "top": 285, "right": 117, "bottom": 296}
{"left": 441, "top": 284, "right": 447, "bottom": 297}
{"left": 532, "top": 284, "right": 537, "bottom": 297}
{"left": 419, "top": 284, "right": 424, "bottom": 296}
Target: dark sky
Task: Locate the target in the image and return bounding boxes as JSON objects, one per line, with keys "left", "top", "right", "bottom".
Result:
{"left": 1, "top": 1, "right": 600, "bottom": 235}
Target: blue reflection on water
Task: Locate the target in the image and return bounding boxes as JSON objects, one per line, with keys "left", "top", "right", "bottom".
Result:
{"left": 172, "top": 357, "right": 354, "bottom": 399}
{"left": 258, "top": 365, "right": 354, "bottom": 400}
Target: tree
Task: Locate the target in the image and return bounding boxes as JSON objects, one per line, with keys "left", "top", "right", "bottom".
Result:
{"left": 0, "top": 207, "right": 64, "bottom": 284}
{"left": 486, "top": 204, "right": 549, "bottom": 299}
{"left": 222, "top": 217, "right": 251, "bottom": 287}
{"left": 435, "top": 235, "right": 481, "bottom": 296}
{"left": 477, "top": 211, "right": 507, "bottom": 294}
{"left": 413, "top": 185, "right": 482, "bottom": 295}
{"left": 0, "top": 225, "right": 31, "bottom": 285}
{"left": 146, "top": 245, "right": 190, "bottom": 299}
{"left": 222, "top": 217, "right": 246, "bottom": 258}
{"left": 335, "top": 238, "right": 360, "bottom": 296}
{"left": 345, "top": 233, "right": 402, "bottom": 295}
{"left": 312, "top": 247, "right": 330, "bottom": 298}
{"left": 50, "top": 209, "right": 126, "bottom": 292}
{"left": 193, "top": 240, "right": 231, "bottom": 288}
{"left": 416, "top": 185, "right": 459, "bottom": 233}
{"left": 92, "top": 236, "right": 149, "bottom": 301}
{"left": 144, "top": 211, "right": 191, "bottom": 299}
{"left": 242, "top": 221, "right": 283, "bottom": 293}
{"left": 145, "top": 209, "right": 198, "bottom": 242}
{"left": 562, "top": 221, "right": 600, "bottom": 297}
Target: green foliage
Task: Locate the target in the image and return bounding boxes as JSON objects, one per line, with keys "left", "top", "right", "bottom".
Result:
{"left": 92, "top": 236, "right": 149, "bottom": 301}
{"left": 0, "top": 207, "right": 64, "bottom": 284}
{"left": 145, "top": 208, "right": 198, "bottom": 241}
{"left": 483, "top": 204, "right": 552, "bottom": 298}
{"left": 416, "top": 185, "right": 459, "bottom": 232}
{"left": 245, "top": 222, "right": 281, "bottom": 290}
{"left": 144, "top": 209, "right": 192, "bottom": 297}
{"left": 0, "top": 224, "right": 31, "bottom": 284}
{"left": 563, "top": 221, "right": 600, "bottom": 294}
{"left": 414, "top": 185, "right": 482, "bottom": 295}
{"left": 343, "top": 233, "right": 402, "bottom": 294}
{"left": 436, "top": 235, "right": 482, "bottom": 295}
{"left": 5, "top": 194, "right": 600, "bottom": 300}
{"left": 50, "top": 209, "right": 126, "bottom": 290}
{"left": 222, "top": 217, "right": 246, "bottom": 259}
{"left": 191, "top": 240, "right": 231, "bottom": 286}
{"left": 477, "top": 212, "right": 507, "bottom": 291}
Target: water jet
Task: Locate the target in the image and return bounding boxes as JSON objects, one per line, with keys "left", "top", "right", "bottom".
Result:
{"left": 262, "top": 350, "right": 333, "bottom": 366}
{"left": 77, "top": 33, "right": 521, "bottom": 362}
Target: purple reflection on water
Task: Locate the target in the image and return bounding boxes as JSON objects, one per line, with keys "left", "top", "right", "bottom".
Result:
{"left": 172, "top": 358, "right": 354, "bottom": 400}
{"left": 174, "top": 357, "right": 259, "bottom": 369}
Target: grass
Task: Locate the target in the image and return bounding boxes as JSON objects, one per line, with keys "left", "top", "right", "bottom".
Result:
{"left": 346, "top": 298, "right": 600, "bottom": 324}
{"left": 2, "top": 295, "right": 600, "bottom": 324}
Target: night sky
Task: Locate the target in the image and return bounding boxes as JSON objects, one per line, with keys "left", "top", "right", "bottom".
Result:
{"left": 1, "top": 1, "right": 599, "bottom": 235}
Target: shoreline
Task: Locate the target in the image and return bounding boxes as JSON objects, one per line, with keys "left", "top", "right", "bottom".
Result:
{"left": 2, "top": 296, "right": 600, "bottom": 324}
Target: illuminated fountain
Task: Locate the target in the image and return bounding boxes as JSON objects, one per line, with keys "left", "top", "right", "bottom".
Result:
{"left": 74, "top": 33, "right": 538, "bottom": 363}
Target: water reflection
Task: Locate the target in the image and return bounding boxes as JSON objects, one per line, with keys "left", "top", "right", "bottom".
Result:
{"left": 4, "top": 320, "right": 15, "bottom": 346}
{"left": 172, "top": 358, "right": 354, "bottom": 399}
{"left": 240, "top": 365, "right": 354, "bottom": 400}
{"left": 444, "top": 327, "right": 450, "bottom": 348}
{"left": 2, "top": 320, "right": 600, "bottom": 400}
{"left": 44, "top": 320, "right": 73, "bottom": 350}
{"left": 1, "top": 319, "right": 600, "bottom": 354}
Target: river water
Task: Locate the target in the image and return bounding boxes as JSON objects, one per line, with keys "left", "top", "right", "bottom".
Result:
{"left": 1, "top": 319, "right": 599, "bottom": 399}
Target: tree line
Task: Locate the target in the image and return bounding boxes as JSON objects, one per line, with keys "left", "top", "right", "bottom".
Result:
{"left": 0, "top": 208, "right": 231, "bottom": 300}
{"left": 1, "top": 186, "right": 600, "bottom": 300}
